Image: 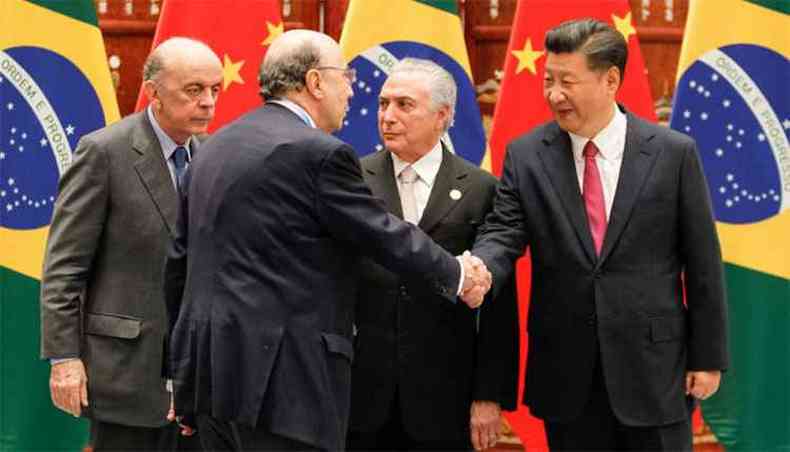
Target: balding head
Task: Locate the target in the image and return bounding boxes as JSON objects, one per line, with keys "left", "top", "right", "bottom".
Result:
{"left": 143, "top": 37, "right": 221, "bottom": 83}
{"left": 258, "top": 30, "right": 341, "bottom": 100}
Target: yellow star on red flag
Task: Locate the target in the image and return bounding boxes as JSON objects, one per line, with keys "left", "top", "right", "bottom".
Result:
{"left": 612, "top": 12, "right": 636, "bottom": 41}
{"left": 222, "top": 54, "right": 245, "bottom": 91}
{"left": 511, "top": 38, "right": 544, "bottom": 75}
{"left": 262, "top": 21, "right": 284, "bottom": 47}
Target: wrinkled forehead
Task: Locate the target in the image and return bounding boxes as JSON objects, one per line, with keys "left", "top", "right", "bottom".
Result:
{"left": 162, "top": 53, "right": 222, "bottom": 85}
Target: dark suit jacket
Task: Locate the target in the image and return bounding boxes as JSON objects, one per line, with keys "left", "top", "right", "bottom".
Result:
{"left": 473, "top": 109, "right": 729, "bottom": 426}
{"left": 40, "top": 111, "right": 194, "bottom": 427}
{"left": 349, "top": 148, "right": 518, "bottom": 442}
{"left": 164, "top": 103, "right": 461, "bottom": 451}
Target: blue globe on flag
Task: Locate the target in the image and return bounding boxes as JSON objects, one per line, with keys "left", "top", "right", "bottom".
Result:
{"left": 0, "top": 46, "right": 105, "bottom": 230}
{"left": 336, "top": 41, "right": 486, "bottom": 166}
{"left": 670, "top": 44, "right": 789, "bottom": 225}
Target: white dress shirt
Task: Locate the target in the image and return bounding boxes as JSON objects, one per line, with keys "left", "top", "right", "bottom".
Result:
{"left": 390, "top": 141, "right": 443, "bottom": 223}
{"left": 147, "top": 106, "right": 192, "bottom": 190}
{"left": 568, "top": 105, "right": 627, "bottom": 220}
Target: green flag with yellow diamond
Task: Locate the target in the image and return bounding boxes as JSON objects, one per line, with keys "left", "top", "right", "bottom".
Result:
{"left": 1, "top": 0, "right": 119, "bottom": 449}
{"left": 670, "top": 1, "right": 789, "bottom": 450}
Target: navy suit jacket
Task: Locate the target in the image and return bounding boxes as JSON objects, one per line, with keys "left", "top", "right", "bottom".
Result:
{"left": 164, "top": 103, "right": 460, "bottom": 450}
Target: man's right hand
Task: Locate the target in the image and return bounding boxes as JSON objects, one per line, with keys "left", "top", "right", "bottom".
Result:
{"left": 50, "top": 359, "right": 88, "bottom": 417}
{"left": 459, "top": 251, "right": 492, "bottom": 308}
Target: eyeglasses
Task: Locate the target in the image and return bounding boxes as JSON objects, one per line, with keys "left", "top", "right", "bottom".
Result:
{"left": 315, "top": 66, "right": 357, "bottom": 84}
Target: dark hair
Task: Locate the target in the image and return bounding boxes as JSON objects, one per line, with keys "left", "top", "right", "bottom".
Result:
{"left": 545, "top": 18, "right": 628, "bottom": 82}
{"left": 258, "top": 41, "right": 322, "bottom": 101}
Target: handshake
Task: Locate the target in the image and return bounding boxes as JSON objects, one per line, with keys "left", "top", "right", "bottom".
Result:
{"left": 458, "top": 251, "right": 492, "bottom": 308}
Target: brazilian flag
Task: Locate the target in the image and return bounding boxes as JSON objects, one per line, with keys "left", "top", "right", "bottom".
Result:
{"left": 0, "top": 1, "right": 119, "bottom": 449}
{"left": 337, "top": 0, "right": 488, "bottom": 170}
{"left": 670, "top": 1, "right": 789, "bottom": 450}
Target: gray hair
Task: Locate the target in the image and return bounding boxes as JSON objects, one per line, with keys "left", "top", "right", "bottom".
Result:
{"left": 142, "top": 37, "right": 214, "bottom": 82}
{"left": 258, "top": 41, "right": 322, "bottom": 101}
{"left": 545, "top": 18, "right": 628, "bottom": 82}
{"left": 389, "top": 58, "right": 457, "bottom": 133}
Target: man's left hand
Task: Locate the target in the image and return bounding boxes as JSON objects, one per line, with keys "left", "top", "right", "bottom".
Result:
{"left": 686, "top": 370, "right": 722, "bottom": 400}
{"left": 470, "top": 401, "right": 501, "bottom": 451}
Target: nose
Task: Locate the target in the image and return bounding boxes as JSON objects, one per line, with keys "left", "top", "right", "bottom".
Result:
{"left": 380, "top": 103, "right": 396, "bottom": 124}
{"left": 198, "top": 90, "right": 217, "bottom": 108}
{"left": 546, "top": 87, "right": 566, "bottom": 104}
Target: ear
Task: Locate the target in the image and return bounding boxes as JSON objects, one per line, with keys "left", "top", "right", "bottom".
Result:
{"left": 606, "top": 66, "right": 622, "bottom": 91}
{"left": 435, "top": 105, "right": 451, "bottom": 132}
{"left": 143, "top": 80, "right": 160, "bottom": 108}
{"left": 304, "top": 69, "right": 324, "bottom": 99}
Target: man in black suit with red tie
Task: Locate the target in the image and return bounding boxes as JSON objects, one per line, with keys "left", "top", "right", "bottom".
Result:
{"left": 164, "top": 30, "right": 491, "bottom": 451}
{"left": 470, "top": 19, "right": 729, "bottom": 451}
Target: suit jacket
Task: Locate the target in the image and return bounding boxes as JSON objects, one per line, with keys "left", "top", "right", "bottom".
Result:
{"left": 164, "top": 103, "right": 461, "bottom": 451}
{"left": 40, "top": 111, "right": 194, "bottom": 427}
{"left": 349, "top": 148, "right": 518, "bottom": 442}
{"left": 473, "top": 109, "right": 729, "bottom": 426}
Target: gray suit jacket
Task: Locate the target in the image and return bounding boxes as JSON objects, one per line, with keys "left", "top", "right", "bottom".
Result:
{"left": 40, "top": 111, "right": 193, "bottom": 427}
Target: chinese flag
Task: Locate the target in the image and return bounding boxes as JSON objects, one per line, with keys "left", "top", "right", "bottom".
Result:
{"left": 490, "top": 1, "right": 655, "bottom": 450}
{"left": 135, "top": 0, "right": 283, "bottom": 131}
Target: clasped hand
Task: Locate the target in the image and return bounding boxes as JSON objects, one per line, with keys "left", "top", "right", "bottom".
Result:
{"left": 459, "top": 251, "right": 492, "bottom": 308}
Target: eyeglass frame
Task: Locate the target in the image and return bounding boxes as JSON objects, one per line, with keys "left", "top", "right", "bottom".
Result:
{"left": 314, "top": 66, "right": 357, "bottom": 84}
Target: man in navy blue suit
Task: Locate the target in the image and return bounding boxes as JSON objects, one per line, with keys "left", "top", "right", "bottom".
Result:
{"left": 164, "top": 30, "right": 491, "bottom": 451}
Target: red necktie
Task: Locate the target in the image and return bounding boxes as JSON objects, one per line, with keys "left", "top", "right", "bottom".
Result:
{"left": 583, "top": 141, "right": 606, "bottom": 255}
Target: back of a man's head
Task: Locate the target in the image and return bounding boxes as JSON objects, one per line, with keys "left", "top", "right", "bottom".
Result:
{"left": 259, "top": 30, "right": 335, "bottom": 101}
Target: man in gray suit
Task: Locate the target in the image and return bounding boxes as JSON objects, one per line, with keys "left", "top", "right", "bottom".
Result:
{"left": 40, "top": 37, "right": 222, "bottom": 450}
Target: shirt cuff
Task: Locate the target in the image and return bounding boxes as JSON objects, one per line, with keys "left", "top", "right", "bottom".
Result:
{"left": 50, "top": 357, "right": 79, "bottom": 365}
{"left": 456, "top": 256, "right": 465, "bottom": 296}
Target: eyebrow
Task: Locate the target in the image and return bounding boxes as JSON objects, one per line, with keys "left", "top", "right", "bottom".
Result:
{"left": 379, "top": 95, "right": 417, "bottom": 102}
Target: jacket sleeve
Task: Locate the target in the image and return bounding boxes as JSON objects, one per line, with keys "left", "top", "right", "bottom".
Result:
{"left": 40, "top": 136, "right": 109, "bottom": 359}
{"left": 473, "top": 145, "right": 530, "bottom": 298}
{"left": 678, "top": 139, "right": 729, "bottom": 371}
{"left": 315, "top": 144, "right": 460, "bottom": 302}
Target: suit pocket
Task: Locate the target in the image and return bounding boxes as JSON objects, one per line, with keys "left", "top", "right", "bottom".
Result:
{"left": 85, "top": 312, "right": 141, "bottom": 339}
{"left": 650, "top": 316, "right": 685, "bottom": 343}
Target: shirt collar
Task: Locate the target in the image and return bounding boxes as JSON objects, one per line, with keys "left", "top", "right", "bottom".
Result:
{"left": 147, "top": 106, "right": 192, "bottom": 161}
{"left": 568, "top": 104, "right": 626, "bottom": 161}
{"left": 391, "top": 140, "right": 443, "bottom": 187}
{"left": 268, "top": 98, "right": 317, "bottom": 128}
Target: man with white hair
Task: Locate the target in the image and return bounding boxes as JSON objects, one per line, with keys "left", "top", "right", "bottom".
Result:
{"left": 41, "top": 37, "right": 223, "bottom": 450}
{"left": 347, "top": 58, "right": 518, "bottom": 451}
{"left": 164, "top": 32, "right": 491, "bottom": 451}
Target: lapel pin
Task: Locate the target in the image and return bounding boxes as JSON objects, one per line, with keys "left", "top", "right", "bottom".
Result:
{"left": 449, "top": 189, "right": 462, "bottom": 201}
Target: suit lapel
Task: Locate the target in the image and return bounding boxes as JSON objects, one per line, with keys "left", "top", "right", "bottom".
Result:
{"left": 537, "top": 125, "right": 597, "bottom": 263}
{"left": 418, "top": 147, "right": 469, "bottom": 234}
{"left": 597, "top": 114, "right": 658, "bottom": 266}
{"left": 363, "top": 151, "right": 404, "bottom": 219}
{"left": 132, "top": 113, "right": 178, "bottom": 235}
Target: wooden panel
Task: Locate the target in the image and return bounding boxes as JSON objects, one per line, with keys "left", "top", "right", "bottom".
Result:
{"left": 633, "top": 0, "right": 689, "bottom": 123}
{"left": 95, "top": 0, "right": 159, "bottom": 117}
{"left": 281, "top": 0, "right": 321, "bottom": 32}
{"left": 462, "top": 0, "right": 517, "bottom": 116}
